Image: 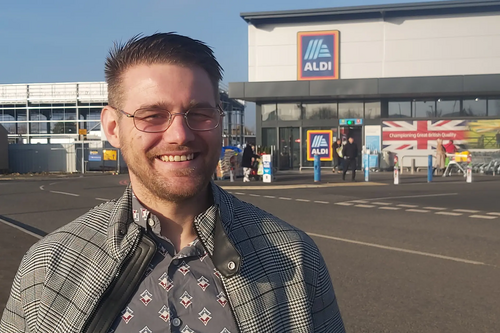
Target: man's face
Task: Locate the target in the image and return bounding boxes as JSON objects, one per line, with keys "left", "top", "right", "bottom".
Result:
{"left": 349, "top": 137, "right": 354, "bottom": 143}
{"left": 108, "top": 63, "right": 222, "bottom": 202}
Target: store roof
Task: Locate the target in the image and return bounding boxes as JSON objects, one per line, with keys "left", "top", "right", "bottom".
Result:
{"left": 241, "top": 0, "right": 500, "bottom": 25}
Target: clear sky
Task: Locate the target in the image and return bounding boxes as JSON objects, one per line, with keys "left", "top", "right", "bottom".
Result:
{"left": 0, "top": 0, "right": 426, "bottom": 130}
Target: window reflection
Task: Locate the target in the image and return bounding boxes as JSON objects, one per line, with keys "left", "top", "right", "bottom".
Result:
{"left": 261, "top": 104, "right": 277, "bottom": 122}
{"left": 278, "top": 103, "right": 301, "bottom": 121}
{"left": 388, "top": 101, "right": 411, "bottom": 118}
{"left": 303, "top": 103, "right": 337, "bottom": 120}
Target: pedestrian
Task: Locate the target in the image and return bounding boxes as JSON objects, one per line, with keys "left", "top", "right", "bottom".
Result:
{"left": 435, "top": 138, "right": 446, "bottom": 174}
{"left": 332, "top": 138, "right": 342, "bottom": 173}
{"left": 444, "top": 140, "right": 457, "bottom": 154}
{"left": 241, "top": 143, "right": 258, "bottom": 182}
{"left": 0, "top": 33, "right": 345, "bottom": 333}
{"left": 342, "top": 137, "right": 358, "bottom": 181}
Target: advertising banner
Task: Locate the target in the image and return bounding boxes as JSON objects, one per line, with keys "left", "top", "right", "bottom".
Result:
{"left": 382, "top": 119, "right": 500, "bottom": 150}
{"left": 307, "top": 130, "right": 333, "bottom": 161}
{"left": 88, "top": 150, "right": 102, "bottom": 162}
{"left": 297, "top": 30, "right": 339, "bottom": 80}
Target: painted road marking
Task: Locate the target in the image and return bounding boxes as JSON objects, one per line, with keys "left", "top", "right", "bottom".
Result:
{"left": 307, "top": 232, "right": 488, "bottom": 266}
{"left": 453, "top": 209, "right": 480, "bottom": 213}
{"left": 371, "top": 202, "right": 392, "bottom": 206}
{"left": 249, "top": 194, "right": 260, "bottom": 197}
{"left": 350, "top": 200, "right": 369, "bottom": 203}
{"left": 379, "top": 207, "right": 401, "bottom": 210}
{"left": 397, "top": 204, "right": 418, "bottom": 208}
{"left": 50, "top": 191, "right": 79, "bottom": 197}
{"left": 436, "top": 212, "right": 463, "bottom": 216}
{"left": 314, "top": 201, "right": 329, "bottom": 204}
{"left": 487, "top": 212, "right": 500, "bottom": 216}
{"left": 278, "top": 197, "right": 292, "bottom": 200}
{"left": 95, "top": 198, "right": 110, "bottom": 201}
{"left": 0, "top": 218, "right": 43, "bottom": 240}
{"left": 368, "top": 193, "right": 458, "bottom": 201}
{"left": 220, "top": 182, "right": 387, "bottom": 190}
{"left": 264, "top": 195, "right": 276, "bottom": 198}
{"left": 39, "top": 185, "right": 45, "bottom": 190}
{"left": 424, "top": 207, "right": 447, "bottom": 210}
{"left": 406, "top": 209, "right": 430, "bottom": 213}
{"left": 470, "top": 215, "right": 498, "bottom": 220}
{"left": 296, "top": 199, "right": 310, "bottom": 202}
{"left": 355, "top": 204, "right": 376, "bottom": 208}
{"left": 335, "top": 202, "right": 354, "bottom": 206}
{"left": 234, "top": 192, "right": 245, "bottom": 195}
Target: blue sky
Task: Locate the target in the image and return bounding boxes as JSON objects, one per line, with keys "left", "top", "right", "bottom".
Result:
{"left": 0, "top": 0, "right": 425, "bottom": 130}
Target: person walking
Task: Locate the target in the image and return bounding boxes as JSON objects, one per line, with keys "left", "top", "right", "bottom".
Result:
{"left": 342, "top": 137, "right": 358, "bottom": 181}
{"left": 241, "top": 143, "right": 258, "bottom": 182}
{"left": 1, "top": 33, "right": 345, "bottom": 333}
{"left": 332, "top": 138, "right": 342, "bottom": 173}
{"left": 435, "top": 138, "right": 446, "bottom": 175}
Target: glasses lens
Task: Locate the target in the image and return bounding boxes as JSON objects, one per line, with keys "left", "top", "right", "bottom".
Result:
{"left": 134, "top": 109, "right": 170, "bottom": 133}
{"left": 186, "top": 108, "right": 220, "bottom": 130}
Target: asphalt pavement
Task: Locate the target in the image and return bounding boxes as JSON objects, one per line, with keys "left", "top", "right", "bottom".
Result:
{"left": 1, "top": 171, "right": 500, "bottom": 332}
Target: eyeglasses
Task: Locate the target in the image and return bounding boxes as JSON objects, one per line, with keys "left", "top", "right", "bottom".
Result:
{"left": 111, "top": 105, "right": 225, "bottom": 133}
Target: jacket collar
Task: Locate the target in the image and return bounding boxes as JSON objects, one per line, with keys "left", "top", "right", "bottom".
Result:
{"left": 107, "top": 182, "right": 241, "bottom": 277}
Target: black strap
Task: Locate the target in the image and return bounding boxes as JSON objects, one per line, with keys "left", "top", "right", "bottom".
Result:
{"left": 84, "top": 233, "right": 157, "bottom": 333}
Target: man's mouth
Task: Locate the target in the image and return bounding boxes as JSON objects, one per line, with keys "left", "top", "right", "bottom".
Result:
{"left": 158, "top": 153, "right": 195, "bottom": 162}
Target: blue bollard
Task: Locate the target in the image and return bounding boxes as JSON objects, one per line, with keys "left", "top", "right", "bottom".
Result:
{"left": 428, "top": 154, "right": 433, "bottom": 182}
{"left": 314, "top": 154, "right": 321, "bottom": 182}
{"left": 364, "top": 154, "right": 369, "bottom": 182}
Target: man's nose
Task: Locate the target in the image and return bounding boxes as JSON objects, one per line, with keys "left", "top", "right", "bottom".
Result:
{"left": 163, "top": 113, "right": 195, "bottom": 144}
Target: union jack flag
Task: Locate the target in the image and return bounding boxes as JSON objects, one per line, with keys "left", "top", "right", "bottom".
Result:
{"left": 382, "top": 120, "right": 467, "bottom": 151}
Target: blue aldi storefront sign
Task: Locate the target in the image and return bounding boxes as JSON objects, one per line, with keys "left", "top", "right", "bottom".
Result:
{"left": 307, "top": 130, "right": 333, "bottom": 161}
{"left": 298, "top": 30, "right": 339, "bottom": 80}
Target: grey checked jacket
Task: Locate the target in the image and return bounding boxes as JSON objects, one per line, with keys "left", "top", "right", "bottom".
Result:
{"left": 0, "top": 183, "right": 345, "bottom": 333}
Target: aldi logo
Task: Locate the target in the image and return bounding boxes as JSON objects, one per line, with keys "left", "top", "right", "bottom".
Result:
{"left": 307, "top": 130, "right": 333, "bottom": 161}
{"left": 298, "top": 31, "right": 339, "bottom": 80}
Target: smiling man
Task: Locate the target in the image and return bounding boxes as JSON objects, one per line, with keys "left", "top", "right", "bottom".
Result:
{"left": 0, "top": 33, "right": 345, "bottom": 333}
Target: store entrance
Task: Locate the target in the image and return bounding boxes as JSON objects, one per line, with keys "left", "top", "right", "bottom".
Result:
{"left": 340, "top": 126, "right": 363, "bottom": 169}
{"left": 278, "top": 127, "right": 299, "bottom": 170}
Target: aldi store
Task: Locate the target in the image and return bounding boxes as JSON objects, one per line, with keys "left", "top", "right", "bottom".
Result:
{"left": 229, "top": 0, "right": 500, "bottom": 170}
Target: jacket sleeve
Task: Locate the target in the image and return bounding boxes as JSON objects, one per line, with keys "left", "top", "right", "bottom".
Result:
{"left": 0, "top": 256, "right": 27, "bottom": 333}
{"left": 312, "top": 253, "right": 346, "bottom": 333}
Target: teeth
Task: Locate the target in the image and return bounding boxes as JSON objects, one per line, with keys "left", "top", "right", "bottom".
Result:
{"left": 160, "top": 153, "right": 194, "bottom": 162}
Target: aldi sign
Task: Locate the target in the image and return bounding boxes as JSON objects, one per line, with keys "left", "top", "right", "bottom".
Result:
{"left": 298, "top": 30, "right": 339, "bottom": 80}
{"left": 307, "top": 130, "right": 333, "bottom": 161}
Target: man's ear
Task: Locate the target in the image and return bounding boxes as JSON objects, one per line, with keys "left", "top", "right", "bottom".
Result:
{"left": 101, "top": 106, "right": 122, "bottom": 148}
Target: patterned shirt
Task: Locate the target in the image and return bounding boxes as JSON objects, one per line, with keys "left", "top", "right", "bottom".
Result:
{"left": 108, "top": 194, "right": 239, "bottom": 333}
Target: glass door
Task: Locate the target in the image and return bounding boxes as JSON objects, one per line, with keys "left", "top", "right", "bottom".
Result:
{"left": 279, "top": 127, "right": 300, "bottom": 170}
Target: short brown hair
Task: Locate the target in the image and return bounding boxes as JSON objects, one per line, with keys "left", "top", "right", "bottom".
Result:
{"left": 105, "top": 33, "right": 223, "bottom": 108}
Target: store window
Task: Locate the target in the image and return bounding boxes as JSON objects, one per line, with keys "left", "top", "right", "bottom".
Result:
{"left": 488, "top": 99, "right": 500, "bottom": 117}
{"left": 261, "top": 104, "right": 277, "bottom": 122}
{"left": 388, "top": 101, "right": 411, "bottom": 118}
{"left": 303, "top": 103, "right": 337, "bottom": 120}
{"left": 262, "top": 128, "right": 277, "bottom": 148}
{"left": 413, "top": 100, "right": 436, "bottom": 118}
{"left": 364, "top": 102, "right": 381, "bottom": 119}
{"left": 277, "top": 103, "right": 301, "bottom": 121}
{"left": 338, "top": 102, "right": 363, "bottom": 119}
{"left": 463, "top": 99, "right": 487, "bottom": 117}
{"left": 436, "top": 99, "right": 460, "bottom": 117}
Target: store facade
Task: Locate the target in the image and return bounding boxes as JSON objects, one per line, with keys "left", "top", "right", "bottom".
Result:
{"left": 229, "top": 0, "right": 500, "bottom": 170}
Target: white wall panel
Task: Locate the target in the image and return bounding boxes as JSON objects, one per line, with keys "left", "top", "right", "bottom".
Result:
{"left": 247, "top": 12, "right": 500, "bottom": 82}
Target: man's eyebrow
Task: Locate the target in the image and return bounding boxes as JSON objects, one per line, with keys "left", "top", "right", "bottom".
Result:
{"left": 137, "top": 101, "right": 216, "bottom": 110}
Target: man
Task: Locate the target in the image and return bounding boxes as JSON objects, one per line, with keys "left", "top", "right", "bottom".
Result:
{"left": 241, "top": 143, "right": 258, "bottom": 182}
{"left": 1, "top": 33, "right": 345, "bottom": 333}
{"left": 444, "top": 140, "right": 457, "bottom": 154}
{"left": 332, "top": 138, "right": 342, "bottom": 173}
{"left": 342, "top": 137, "right": 358, "bottom": 181}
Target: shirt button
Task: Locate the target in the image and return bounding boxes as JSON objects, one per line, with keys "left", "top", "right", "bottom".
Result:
{"left": 172, "top": 317, "right": 182, "bottom": 327}
{"left": 148, "top": 219, "right": 155, "bottom": 227}
{"left": 228, "top": 261, "right": 236, "bottom": 270}
{"left": 172, "top": 259, "right": 179, "bottom": 266}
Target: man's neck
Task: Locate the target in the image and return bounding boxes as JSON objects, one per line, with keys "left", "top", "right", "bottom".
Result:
{"left": 132, "top": 184, "right": 213, "bottom": 252}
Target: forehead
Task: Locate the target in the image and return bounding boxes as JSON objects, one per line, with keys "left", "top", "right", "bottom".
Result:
{"left": 120, "top": 63, "right": 216, "bottom": 107}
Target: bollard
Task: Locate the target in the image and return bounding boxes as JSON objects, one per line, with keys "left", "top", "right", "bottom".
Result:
{"left": 364, "top": 154, "right": 369, "bottom": 182}
{"left": 229, "top": 168, "right": 234, "bottom": 182}
{"left": 411, "top": 159, "right": 415, "bottom": 174}
{"left": 314, "top": 154, "right": 321, "bottom": 182}
{"left": 466, "top": 154, "right": 472, "bottom": 183}
{"left": 394, "top": 154, "right": 399, "bottom": 185}
{"left": 427, "top": 155, "right": 433, "bottom": 183}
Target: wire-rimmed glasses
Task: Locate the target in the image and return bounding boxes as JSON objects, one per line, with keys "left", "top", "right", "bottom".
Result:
{"left": 111, "top": 105, "right": 225, "bottom": 133}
